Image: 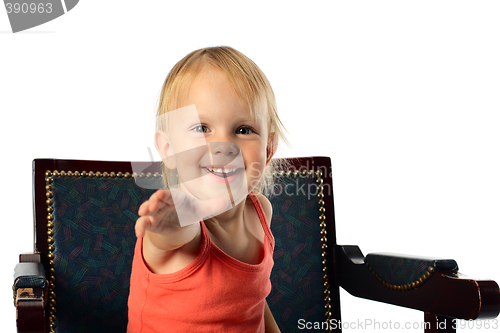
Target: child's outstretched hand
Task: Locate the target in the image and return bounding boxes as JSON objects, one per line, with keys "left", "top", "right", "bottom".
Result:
{"left": 135, "top": 189, "right": 228, "bottom": 239}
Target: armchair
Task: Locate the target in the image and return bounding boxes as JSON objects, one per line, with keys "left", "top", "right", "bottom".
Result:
{"left": 14, "top": 157, "right": 500, "bottom": 332}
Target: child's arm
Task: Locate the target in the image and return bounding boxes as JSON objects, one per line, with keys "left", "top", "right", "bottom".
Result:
{"left": 264, "top": 300, "right": 281, "bottom": 333}
{"left": 135, "top": 189, "right": 227, "bottom": 272}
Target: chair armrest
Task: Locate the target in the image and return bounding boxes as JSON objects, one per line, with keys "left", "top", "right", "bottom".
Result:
{"left": 336, "top": 245, "right": 500, "bottom": 320}
{"left": 364, "top": 252, "right": 459, "bottom": 289}
{"left": 13, "top": 253, "right": 48, "bottom": 333}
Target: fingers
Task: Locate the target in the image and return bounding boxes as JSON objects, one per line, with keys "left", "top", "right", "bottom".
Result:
{"left": 135, "top": 215, "right": 151, "bottom": 238}
{"left": 136, "top": 189, "right": 182, "bottom": 237}
{"left": 139, "top": 190, "right": 175, "bottom": 216}
{"left": 154, "top": 189, "right": 184, "bottom": 208}
{"left": 136, "top": 210, "right": 166, "bottom": 237}
{"left": 138, "top": 200, "right": 150, "bottom": 216}
{"left": 136, "top": 189, "right": 227, "bottom": 234}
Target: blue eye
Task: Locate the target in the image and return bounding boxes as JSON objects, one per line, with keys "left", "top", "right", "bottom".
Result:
{"left": 193, "top": 125, "right": 209, "bottom": 133}
{"left": 236, "top": 127, "right": 254, "bottom": 135}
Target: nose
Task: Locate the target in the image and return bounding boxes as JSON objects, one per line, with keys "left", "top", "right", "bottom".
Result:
{"left": 209, "top": 142, "right": 240, "bottom": 156}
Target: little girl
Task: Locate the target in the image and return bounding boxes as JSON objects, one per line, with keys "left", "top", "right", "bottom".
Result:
{"left": 127, "top": 46, "right": 287, "bottom": 332}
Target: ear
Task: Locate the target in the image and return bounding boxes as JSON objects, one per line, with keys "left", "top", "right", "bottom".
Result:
{"left": 266, "top": 132, "right": 278, "bottom": 165}
{"left": 155, "top": 130, "right": 176, "bottom": 169}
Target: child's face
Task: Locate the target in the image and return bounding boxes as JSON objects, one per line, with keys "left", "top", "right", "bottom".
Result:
{"left": 159, "top": 67, "right": 271, "bottom": 210}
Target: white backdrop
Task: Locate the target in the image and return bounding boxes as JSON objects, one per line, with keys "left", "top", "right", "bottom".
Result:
{"left": 1, "top": 1, "right": 499, "bottom": 332}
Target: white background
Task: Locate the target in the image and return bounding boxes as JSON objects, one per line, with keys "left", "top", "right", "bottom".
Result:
{"left": 1, "top": 1, "right": 499, "bottom": 332}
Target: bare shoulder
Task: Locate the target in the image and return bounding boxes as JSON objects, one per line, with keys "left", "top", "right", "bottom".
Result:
{"left": 256, "top": 193, "right": 273, "bottom": 225}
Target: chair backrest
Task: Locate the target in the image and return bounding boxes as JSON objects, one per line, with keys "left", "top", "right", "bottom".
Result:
{"left": 33, "top": 157, "right": 340, "bottom": 332}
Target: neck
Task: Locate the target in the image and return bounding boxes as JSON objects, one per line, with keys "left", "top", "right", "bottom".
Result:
{"left": 205, "top": 193, "right": 249, "bottom": 234}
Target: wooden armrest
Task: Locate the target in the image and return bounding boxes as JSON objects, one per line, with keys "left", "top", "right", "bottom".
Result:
{"left": 336, "top": 245, "right": 500, "bottom": 320}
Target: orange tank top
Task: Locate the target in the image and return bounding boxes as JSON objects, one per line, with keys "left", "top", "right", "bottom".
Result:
{"left": 127, "top": 192, "right": 275, "bottom": 333}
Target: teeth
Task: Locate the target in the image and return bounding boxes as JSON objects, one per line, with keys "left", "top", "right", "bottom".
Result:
{"left": 206, "top": 167, "right": 237, "bottom": 173}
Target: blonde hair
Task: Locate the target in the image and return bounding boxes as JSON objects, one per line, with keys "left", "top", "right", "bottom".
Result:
{"left": 156, "top": 46, "right": 289, "bottom": 196}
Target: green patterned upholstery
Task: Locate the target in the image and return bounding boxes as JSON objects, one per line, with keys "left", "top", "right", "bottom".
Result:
{"left": 52, "top": 176, "right": 159, "bottom": 332}
{"left": 268, "top": 175, "right": 327, "bottom": 332}
{"left": 49, "top": 168, "right": 329, "bottom": 332}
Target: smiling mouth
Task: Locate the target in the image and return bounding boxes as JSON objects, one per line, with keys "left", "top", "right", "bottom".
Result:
{"left": 202, "top": 166, "right": 242, "bottom": 178}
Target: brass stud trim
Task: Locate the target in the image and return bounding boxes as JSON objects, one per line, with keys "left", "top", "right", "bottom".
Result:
{"left": 274, "top": 167, "right": 332, "bottom": 330}
{"left": 366, "top": 261, "right": 436, "bottom": 291}
{"left": 316, "top": 168, "right": 331, "bottom": 330}
{"left": 49, "top": 169, "right": 163, "bottom": 181}
{"left": 45, "top": 170, "right": 57, "bottom": 333}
